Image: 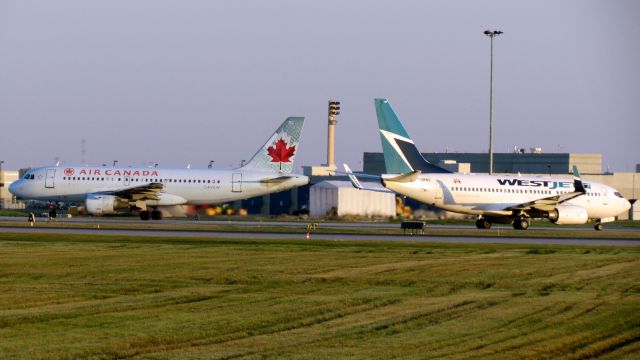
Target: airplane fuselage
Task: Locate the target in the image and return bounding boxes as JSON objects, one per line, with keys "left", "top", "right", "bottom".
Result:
{"left": 383, "top": 173, "right": 630, "bottom": 220}
{"left": 10, "top": 165, "right": 309, "bottom": 206}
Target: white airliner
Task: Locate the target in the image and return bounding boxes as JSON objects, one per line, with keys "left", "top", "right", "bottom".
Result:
{"left": 345, "top": 99, "right": 631, "bottom": 231}
{"left": 9, "top": 117, "right": 309, "bottom": 220}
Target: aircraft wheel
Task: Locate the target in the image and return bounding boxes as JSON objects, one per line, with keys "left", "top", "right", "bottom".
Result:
{"left": 476, "top": 219, "right": 492, "bottom": 229}
{"left": 139, "top": 210, "right": 150, "bottom": 220}
{"left": 517, "top": 218, "right": 530, "bottom": 230}
{"left": 49, "top": 209, "right": 57, "bottom": 219}
{"left": 594, "top": 223, "right": 603, "bottom": 231}
{"left": 151, "top": 210, "right": 163, "bottom": 220}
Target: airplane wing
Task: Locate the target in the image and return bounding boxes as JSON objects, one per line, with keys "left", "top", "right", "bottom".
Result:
{"left": 97, "top": 182, "right": 164, "bottom": 201}
{"left": 504, "top": 166, "right": 586, "bottom": 211}
{"left": 344, "top": 164, "right": 394, "bottom": 193}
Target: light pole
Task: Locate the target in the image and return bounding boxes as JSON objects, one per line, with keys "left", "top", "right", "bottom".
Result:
{"left": 327, "top": 100, "right": 340, "bottom": 168}
{"left": 484, "top": 29, "right": 503, "bottom": 175}
{"left": 0, "top": 160, "right": 4, "bottom": 210}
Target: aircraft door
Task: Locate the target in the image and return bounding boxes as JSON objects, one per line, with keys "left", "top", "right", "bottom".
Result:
{"left": 434, "top": 180, "right": 443, "bottom": 204}
{"left": 232, "top": 173, "right": 242, "bottom": 192}
{"left": 434, "top": 188, "right": 443, "bottom": 201}
{"left": 602, "top": 189, "right": 609, "bottom": 206}
{"left": 45, "top": 169, "right": 56, "bottom": 188}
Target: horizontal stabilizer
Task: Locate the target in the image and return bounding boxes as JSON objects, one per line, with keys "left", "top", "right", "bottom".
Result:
{"left": 385, "top": 170, "right": 421, "bottom": 183}
{"left": 260, "top": 176, "right": 295, "bottom": 184}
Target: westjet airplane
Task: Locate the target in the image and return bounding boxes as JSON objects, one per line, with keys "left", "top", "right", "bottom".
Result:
{"left": 345, "top": 99, "right": 631, "bottom": 231}
{"left": 9, "top": 117, "right": 309, "bottom": 220}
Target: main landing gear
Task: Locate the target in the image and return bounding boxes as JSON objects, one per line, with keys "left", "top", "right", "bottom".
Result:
{"left": 594, "top": 222, "right": 604, "bottom": 231}
{"left": 512, "top": 217, "right": 530, "bottom": 230}
{"left": 138, "top": 208, "right": 163, "bottom": 220}
{"left": 475, "top": 218, "right": 492, "bottom": 229}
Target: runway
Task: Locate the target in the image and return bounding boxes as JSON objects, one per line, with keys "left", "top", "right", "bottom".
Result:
{"left": 2, "top": 216, "right": 638, "bottom": 233}
{"left": 1, "top": 225, "right": 639, "bottom": 247}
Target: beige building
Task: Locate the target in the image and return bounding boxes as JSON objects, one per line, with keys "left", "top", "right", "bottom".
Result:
{"left": 582, "top": 172, "right": 639, "bottom": 220}
{"left": 0, "top": 170, "right": 26, "bottom": 210}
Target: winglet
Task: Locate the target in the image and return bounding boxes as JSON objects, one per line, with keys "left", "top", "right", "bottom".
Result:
{"left": 343, "top": 163, "right": 394, "bottom": 193}
{"left": 343, "top": 163, "right": 363, "bottom": 190}
{"left": 572, "top": 165, "right": 586, "bottom": 193}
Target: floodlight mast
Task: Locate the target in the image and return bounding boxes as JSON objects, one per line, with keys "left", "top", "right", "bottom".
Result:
{"left": 484, "top": 29, "right": 502, "bottom": 175}
{"left": 327, "top": 100, "right": 340, "bottom": 167}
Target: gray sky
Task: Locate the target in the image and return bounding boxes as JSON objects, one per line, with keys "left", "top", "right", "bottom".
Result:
{"left": 1, "top": 0, "right": 638, "bottom": 172}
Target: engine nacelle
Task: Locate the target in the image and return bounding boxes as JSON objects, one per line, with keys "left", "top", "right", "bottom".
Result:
{"left": 85, "top": 194, "right": 127, "bottom": 215}
{"left": 548, "top": 204, "right": 589, "bottom": 225}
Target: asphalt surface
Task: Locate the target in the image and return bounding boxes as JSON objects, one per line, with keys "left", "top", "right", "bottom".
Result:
{"left": 1, "top": 225, "right": 639, "bottom": 247}
{"left": 1, "top": 216, "right": 638, "bottom": 233}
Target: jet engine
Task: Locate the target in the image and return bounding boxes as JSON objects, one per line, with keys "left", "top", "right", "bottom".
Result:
{"left": 547, "top": 204, "right": 589, "bottom": 225}
{"left": 85, "top": 194, "right": 128, "bottom": 215}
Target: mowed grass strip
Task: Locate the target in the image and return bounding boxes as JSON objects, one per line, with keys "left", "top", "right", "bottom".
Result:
{"left": 0, "top": 233, "right": 638, "bottom": 359}
{"left": 2, "top": 220, "right": 639, "bottom": 240}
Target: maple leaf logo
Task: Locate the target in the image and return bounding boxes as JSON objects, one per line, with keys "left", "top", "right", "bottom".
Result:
{"left": 64, "top": 168, "right": 74, "bottom": 176}
{"left": 267, "top": 139, "right": 296, "bottom": 163}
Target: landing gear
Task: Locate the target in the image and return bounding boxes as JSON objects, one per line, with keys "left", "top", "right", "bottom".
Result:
{"left": 594, "top": 222, "right": 603, "bottom": 231}
{"left": 139, "top": 210, "right": 150, "bottom": 220}
{"left": 151, "top": 210, "right": 163, "bottom": 220}
{"left": 512, "top": 217, "right": 530, "bottom": 230}
{"left": 476, "top": 218, "right": 492, "bottom": 229}
{"left": 48, "top": 202, "right": 57, "bottom": 220}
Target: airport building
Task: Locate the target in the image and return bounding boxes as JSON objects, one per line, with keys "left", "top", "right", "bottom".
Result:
{"left": 309, "top": 181, "right": 395, "bottom": 217}
{"left": 0, "top": 170, "right": 26, "bottom": 210}
{"left": 363, "top": 152, "right": 603, "bottom": 175}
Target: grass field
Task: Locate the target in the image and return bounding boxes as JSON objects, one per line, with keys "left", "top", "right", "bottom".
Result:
{"left": 0, "top": 233, "right": 638, "bottom": 359}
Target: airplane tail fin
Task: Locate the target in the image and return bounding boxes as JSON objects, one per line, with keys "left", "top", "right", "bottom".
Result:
{"left": 241, "top": 117, "right": 305, "bottom": 173}
{"left": 375, "top": 99, "right": 450, "bottom": 174}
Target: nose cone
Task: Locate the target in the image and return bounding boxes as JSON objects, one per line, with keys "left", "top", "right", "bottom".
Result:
{"left": 623, "top": 198, "right": 632, "bottom": 212}
{"left": 8, "top": 181, "right": 22, "bottom": 197}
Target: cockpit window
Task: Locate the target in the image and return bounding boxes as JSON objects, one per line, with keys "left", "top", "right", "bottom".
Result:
{"left": 614, "top": 192, "right": 624, "bottom": 198}
{"left": 30, "top": 174, "right": 35, "bottom": 180}
{"left": 23, "top": 174, "right": 30, "bottom": 179}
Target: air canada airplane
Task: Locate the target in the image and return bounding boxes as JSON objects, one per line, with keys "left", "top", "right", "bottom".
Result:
{"left": 9, "top": 117, "right": 309, "bottom": 220}
{"left": 345, "top": 99, "right": 631, "bottom": 231}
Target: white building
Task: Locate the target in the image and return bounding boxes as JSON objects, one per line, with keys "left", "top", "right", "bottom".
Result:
{"left": 310, "top": 180, "right": 395, "bottom": 217}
